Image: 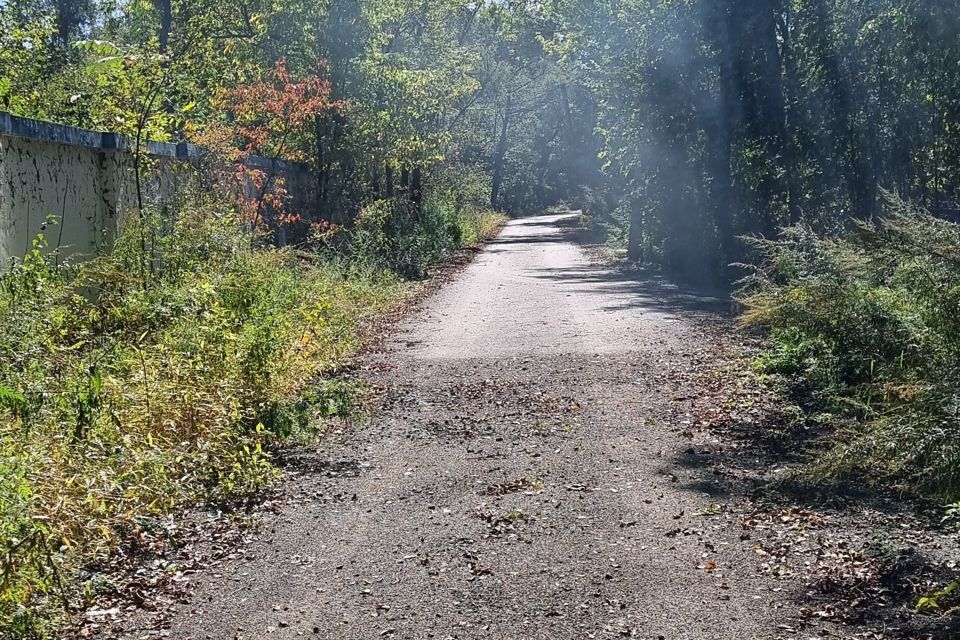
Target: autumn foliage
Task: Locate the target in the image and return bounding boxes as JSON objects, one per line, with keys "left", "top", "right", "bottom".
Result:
{"left": 194, "top": 59, "right": 342, "bottom": 236}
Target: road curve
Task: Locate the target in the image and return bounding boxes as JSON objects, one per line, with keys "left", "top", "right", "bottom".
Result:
{"left": 143, "top": 214, "right": 789, "bottom": 640}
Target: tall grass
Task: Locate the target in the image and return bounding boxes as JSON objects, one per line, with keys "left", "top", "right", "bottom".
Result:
{"left": 0, "top": 183, "right": 505, "bottom": 635}
{"left": 739, "top": 196, "right": 960, "bottom": 500}
{"left": 0, "top": 202, "right": 403, "bottom": 636}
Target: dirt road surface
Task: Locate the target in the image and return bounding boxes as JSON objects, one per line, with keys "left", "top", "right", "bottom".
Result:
{"left": 149, "top": 214, "right": 797, "bottom": 640}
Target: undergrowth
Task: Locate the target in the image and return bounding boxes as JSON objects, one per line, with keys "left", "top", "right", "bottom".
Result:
{"left": 0, "top": 201, "right": 407, "bottom": 636}
{"left": 0, "top": 176, "right": 504, "bottom": 635}
{"left": 739, "top": 196, "right": 960, "bottom": 501}
{"left": 331, "top": 195, "right": 507, "bottom": 279}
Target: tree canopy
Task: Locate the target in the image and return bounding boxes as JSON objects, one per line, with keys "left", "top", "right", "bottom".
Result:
{"left": 2, "top": 0, "right": 959, "bottom": 272}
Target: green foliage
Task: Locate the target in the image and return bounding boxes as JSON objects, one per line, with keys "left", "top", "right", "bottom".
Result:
{"left": 553, "top": 0, "right": 960, "bottom": 276}
{"left": 0, "top": 9, "right": 57, "bottom": 118}
{"left": 917, "top": 582, "right": 959, "bottom": 616}
{"left": 739, "top": 197, "right": 960, "bottom": 500}
{"left": 8, "top": 0, "right": 958, "bottom": 267}
{"left": 0, "top": 201, "right": 403, "bottom": 634}
{"left": 1, "top": 1, "right": 596, "bottom": 224}
{"left": 945, "top": 502, "right": 960, "bottom": 525}
{"left": 335, "top": 195, "right": 505, "bottom": 279}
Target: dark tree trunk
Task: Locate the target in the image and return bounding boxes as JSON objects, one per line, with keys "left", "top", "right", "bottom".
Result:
{"left": 54, "top": 0, "right": 82, "bottom": 46}
{"left": 778, "top": 9, "right": 803, "bottom": 225}
{"left": 314, "top": 116, "right": 330, "bottom": 219}
{"left": 491, "top": 101, "right": 512, "bottom": 210}
{"left": 55, "top": 0, "right": 71, "bottom": 45}
{"left": 725, "top": 0, "right": 788, "bottom": 237}
{"left": 706, "top": 120, "right": 736, "bottom": 260}
{"left": 807, "top": 0, "right": 876, "bottom": 218}
{"left": 158, "top": 0, "right": 172, "bottom": 54}
{"left": 411, "top": 167, "right": 423, "bottom": 207}
{"left": 537, "top": 119, "right": 563, "bottom": 207}
{"left": 755, "top": 1, "right": 790, "bottom": 235}
{"left": 627, "top": 199, "right": 644, "bottom": 263}
{"left": 700, "top": 0, "right": 739, "bottom": 259}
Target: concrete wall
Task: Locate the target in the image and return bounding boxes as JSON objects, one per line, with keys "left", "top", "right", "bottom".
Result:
{"left": 0, "top": 111, "right": 313, "bottom": 265}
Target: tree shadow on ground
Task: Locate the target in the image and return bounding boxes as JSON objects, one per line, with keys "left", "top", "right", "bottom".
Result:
{"left": 530, "top": 264, "right": 733, "bottom": 316}
{"left": 483, "top": 228, "right": 574, "bottom": 251}
{"left": 504, "top": 217, "right": 574, "bottom": 228}
{"left": 535, "top": 219, "right": 960, "bottom": 640}
{"left": 275, "top": 448, "right": 363, "bottom": 477}
{"left": 485, "top": 234, "right": 569, "bottom": 248}
{"left": 669, "top": 389, "right": 960, "bottom": 639}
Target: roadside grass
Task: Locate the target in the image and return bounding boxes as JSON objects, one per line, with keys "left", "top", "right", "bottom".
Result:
{"left": 738, "top": 196, "right": 960, "bottom": 504}
{"left": 0, "top": 198, "right": 504, "bottom": 637}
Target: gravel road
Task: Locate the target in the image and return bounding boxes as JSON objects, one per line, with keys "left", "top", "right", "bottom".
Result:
{"left": 155, "top": 214, "right": 796, "bottom": 640}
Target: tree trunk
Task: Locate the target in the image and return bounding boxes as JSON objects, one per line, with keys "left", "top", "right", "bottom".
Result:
{"left": 808, "top": 0, "right": 876, "bottom": 218}
{"left": 314, "top": 116, "right": 328, "bottom": 219}
{"left": 491, "top": 100, "right": 512, "bottom": 210}
{"left": 701, "top": 0, "right": 738, "bottom": 259}
{"left": 411, "top": 167, "right": 423, "bottom": 207}
{"left": 778, "top": 9, "right": 803, "bottom": 225}
{"left": 158, "top": 0, "right": 172, "bottom": 54}
{"left": 54, "top": 0, "right": 83, "bottom": 46}
{"left": 627, "top": 199, "right": 644, "bottom": 263}
{"left": 754, "top": 0, "right": 789, "bottom": 235}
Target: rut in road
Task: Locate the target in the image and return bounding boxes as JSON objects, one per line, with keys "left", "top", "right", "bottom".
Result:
{"left": 150, "top": 214, "right": 792, "bottom": 640}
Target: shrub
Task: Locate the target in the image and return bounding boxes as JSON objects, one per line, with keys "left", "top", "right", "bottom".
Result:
{"left": 739, "top": 196, "right": 960, "bottom": 500}
{"left": 334, "top": 195, "right": 505, "bottom": 279}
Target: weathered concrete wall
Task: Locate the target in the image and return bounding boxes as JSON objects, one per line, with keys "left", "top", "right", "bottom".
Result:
{"left": 3, "top": 120, "right": 108, "bottom": 263}
{"left": 0, "top": 111, "right": 314, "bottom": 266}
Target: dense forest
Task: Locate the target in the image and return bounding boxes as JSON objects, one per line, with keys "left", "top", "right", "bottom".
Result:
{"left": 2, "top": 0, "right": 960, "bottom": 636}
{"left": 3, "top": 1, "right": 959, "bottom": 272}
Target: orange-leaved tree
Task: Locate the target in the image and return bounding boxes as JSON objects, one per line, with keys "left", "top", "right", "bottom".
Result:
{"left": 195, "top": 59, "right": 342, "bottom": 241}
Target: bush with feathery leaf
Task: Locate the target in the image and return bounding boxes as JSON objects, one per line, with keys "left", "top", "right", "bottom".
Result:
{"left": 739, "top": 195, "right": 960, "bottom": 499}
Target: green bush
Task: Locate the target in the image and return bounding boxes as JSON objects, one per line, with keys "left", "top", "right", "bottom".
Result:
{"left": 336, "top": 195, "right": 505, "bottom": 279}
{"left": 739, "top": 197, "right": 960, "bottom": 499}
{"left": 0, "top": 202, "right": 402, "bottom": 635}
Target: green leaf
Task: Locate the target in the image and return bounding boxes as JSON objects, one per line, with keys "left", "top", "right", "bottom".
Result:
{"left": 0, "top": 384, "right": 26, "bottom": 413}
{"left": 73, "top": 39, "right": 122, "bottom": 57}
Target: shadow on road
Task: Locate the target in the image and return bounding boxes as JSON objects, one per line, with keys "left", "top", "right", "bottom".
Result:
{"left": 502, "top": 218, "right": 569, "bottom": 228}
{"left": 484, "top": 231, "right": 570, "bottom": 249}
{"left": 531, "top": 265, "right": 732, "bottom": 316}
{"left": 517, "top": 218, "right": 960, "bottom": 640}
{"left": 662, "top": 340, "right": 960, "bottom": 640}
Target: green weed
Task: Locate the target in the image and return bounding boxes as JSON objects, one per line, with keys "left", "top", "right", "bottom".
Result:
{"left": 328, "top": 196, "right": 505, "bottom": 280}
{"left": 739, "top": 195, "right": 960, "bottom": 501}
{"left": 917, "top": 582, "right": 960, "bottom": 615}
